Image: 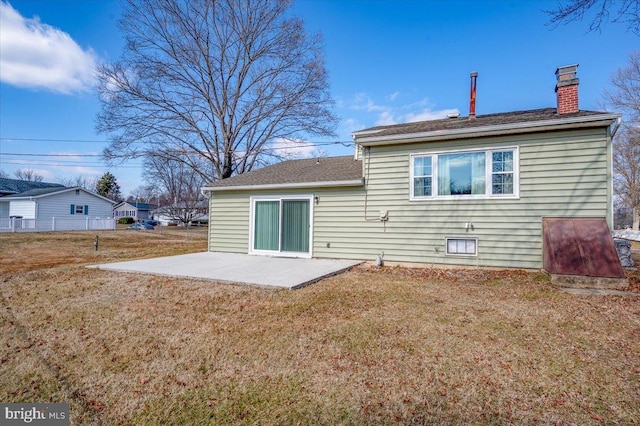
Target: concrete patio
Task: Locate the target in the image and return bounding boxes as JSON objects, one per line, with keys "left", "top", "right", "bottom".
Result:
{"left": 88, "top": 252, "right": 361, "bottom": 289}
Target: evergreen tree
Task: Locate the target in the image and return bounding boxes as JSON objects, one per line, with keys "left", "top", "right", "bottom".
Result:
{"left": 96, "top": 172, "right": 122, "bottom": 201}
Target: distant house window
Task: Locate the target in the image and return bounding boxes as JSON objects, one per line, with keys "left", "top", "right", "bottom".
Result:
{"left": 75, "top": 189, "right": 80, "bottom": 195}
{"left": 446, "top": 238, "right": 477, "bottom": 256}
{"left": 410, "top": 147, "right": 518, "bottom": 200}
{"left": 70, "top": 204, "right": 89, "bottom": 215}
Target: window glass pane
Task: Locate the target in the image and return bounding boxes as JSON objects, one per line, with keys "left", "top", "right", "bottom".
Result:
{"left": 414, "top": 156, "right": 423, "bottom": 175}
{"left": 492, "top": 173, "right": 514, "bottom": 194}
{"left": 438, "top": 152, "right": 485, "bottom": 195}
{"left": 75, "top": 205, "right": 84, "bottom": 214}
{"left": 465, "top": 239, "right": 476, "bottom": 254}
{"left": 413, "top": 177, "right": 432, "bottom": 197}
{"left": 492, "top": 151, "right": 513, "bottom": 173}
{"left": 254, "top": 201, "right": 279, "bottom": 251}
{"left": 413, "top": 156, "right": 432, "bottom": 177}
{"left": 503, "top": 151, "right": 513, "bottom": 171}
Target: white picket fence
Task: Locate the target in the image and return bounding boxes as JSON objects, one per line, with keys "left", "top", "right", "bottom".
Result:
{"left": 0, "top": 217, "right": 116, "bottom": 233}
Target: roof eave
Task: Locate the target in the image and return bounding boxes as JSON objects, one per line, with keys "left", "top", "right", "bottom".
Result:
{"left": 204, "top": 179, "right": 364, "bottom": 192}
{"left": 4, "top": 187, "right": 117, "bottom": 204}
{"left": 353, "top": 114, "right": 621, "bottom": 146}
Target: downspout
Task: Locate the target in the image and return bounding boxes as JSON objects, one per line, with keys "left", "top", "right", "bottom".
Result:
{"left": 362, "top": 146, "right": 378, "bottom": 222}
{"left": 200, "top": 187, "right": 212, "bottom": 253}
{"left": 608, "top": 116, "right": 622, "bottom": 229}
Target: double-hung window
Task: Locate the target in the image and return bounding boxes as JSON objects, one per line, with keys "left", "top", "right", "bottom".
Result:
{"left": 490, "top": 151, "right": 515, "bottom": 195}
{"left": 412, "top": 156, "right": 433, "bottom": 197}
{"left": 411, "top": 147, "right": 517, "bottom": 199}
{"left": 70, "top": 204, "right": 89, "bottom": 215}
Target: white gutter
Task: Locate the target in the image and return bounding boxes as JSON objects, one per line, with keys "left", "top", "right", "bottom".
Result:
{"left": 205, "top": 179, "right": 364, "bottom": 192}
{"left": 353, "top": 113, "right": 621, "bottom": 145}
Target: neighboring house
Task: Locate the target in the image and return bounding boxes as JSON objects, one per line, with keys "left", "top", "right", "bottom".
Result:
{"left": 154, "top": 200, "right": 209, "bottom": 226}
{"left": 113, "top": 202, "right": 155, "bottom": 221}
{"left": 0, "top": 178, "right": 65, "bottom": 217}
{"left": 203, "top": 65, "right": 621, "bottom": 270}
{"left": 0, "top": 183, "right": 116, "bottom": 231}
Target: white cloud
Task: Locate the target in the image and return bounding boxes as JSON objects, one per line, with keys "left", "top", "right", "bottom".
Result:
{"left": 270, "top": 138, "right": 316, "bottom": 159}
{"left": 0, "top": 1, "right": 98, "bottom": 94}
{"left": 404, "top": 108, "right": 460, "bottom": 122}
{"left": 375, "top": 111, "right": 397, "bottom": 126}
{"left": 386, "top": 92, "right": 399, "bottom": 102}
{"left": 52, "top": 165, "right": 103, "bottom": 176}
{"left": 341, "top": 118, "right": 366, "bottom": 134}
{"left": 350, "top": 93, "right": 460, "bottom": 127}
{"left": 351, "top": 93, "right": 387, "bottom": 112}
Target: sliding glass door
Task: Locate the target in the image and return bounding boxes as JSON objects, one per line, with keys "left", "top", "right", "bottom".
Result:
{"left": 252, "top": 197, "right": 311, "bottom": 256}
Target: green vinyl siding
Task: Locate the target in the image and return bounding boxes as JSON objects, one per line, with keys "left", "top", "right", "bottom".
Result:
{"left": 208, "top": 193, "right": 250, "bottom": 254}
{"left": 208, "top": 127, "right": 612, "bottom": 269}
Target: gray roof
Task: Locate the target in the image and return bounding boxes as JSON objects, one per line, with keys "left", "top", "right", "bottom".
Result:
{"left": 205, "top": 156, "right": 363, "bottom": 190}
{"left": 0, "top": 178, "right": 64, "bottom": 196}
{"left": 115, "top": 202, "right": 155, "bottom": 210}
{"left": 2, "top": 186, "right": 117, "bottom": 203}
{"left": 353, "top": 108, "right": 618, "bottom": 140}
{"left": 2, "top": 186, "right": 69, "bottom": 198}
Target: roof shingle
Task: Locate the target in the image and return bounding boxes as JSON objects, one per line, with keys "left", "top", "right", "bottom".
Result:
{"left": 0, "top": 178, "right": 64, "bottom": 196}
{"left": 205, "top": 156, "right": 362, "bottom": 189}
{"left": 353, "top": 108, "right": 615, "bottom": 139}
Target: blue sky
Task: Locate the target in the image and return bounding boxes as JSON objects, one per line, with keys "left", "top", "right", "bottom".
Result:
{"left": 0, "top": 0, "right": 636, "bottom": 196}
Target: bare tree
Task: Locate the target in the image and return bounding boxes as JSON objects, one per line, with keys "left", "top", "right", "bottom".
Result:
{"left": 614, "top": 196, "right": 633, "bottom": 228}
{"left": 14, "top": 169, "right": 44, "bottom": 182}
{"left": 613, "top": 128, "right": 640, "bottom": 230}
{"left": 97, "top": 0, "right": 337, "bottom": 182}
{"left": 545, "top": 0, "right": 640, "bottom": 34}
{"left": 601, "top": 51, "right": 640, "bottom": 229}
{"left": 0, "top": 170, "right": 9, "bottom": 179}
{"left": 144, "top": 155, "right": 207, "bottom": 226}
{"left": 56, "top": 175, "right": 99, "bottom": 191}
{"left": 603, "top": 50, "right": 640, "bottom": 126}
{"left": 127, "top": 185, "right": 157, "bottom": 203}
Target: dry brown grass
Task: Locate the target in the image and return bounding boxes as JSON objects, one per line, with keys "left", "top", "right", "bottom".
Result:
{"left": 1, "top": 231, "right": 639, "bottom": 425}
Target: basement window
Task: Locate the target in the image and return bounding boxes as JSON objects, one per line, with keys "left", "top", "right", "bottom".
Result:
{"left": 446, "top": 238, "right": 477, "bottom": 256}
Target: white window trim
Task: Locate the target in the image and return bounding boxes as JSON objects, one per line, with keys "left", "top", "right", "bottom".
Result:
{"left": 410, "top": 146, "right": 519, "bottom": 201}
{"left": 445, "top": 237, "right": 478, "bottom": 257}
{"left": 248, "top": 195, "right": 314, "bottom": 258}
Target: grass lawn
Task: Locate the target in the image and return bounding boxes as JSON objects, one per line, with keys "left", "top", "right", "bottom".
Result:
{"left": 1, "top": 230, "right": 639, "bottom": 425}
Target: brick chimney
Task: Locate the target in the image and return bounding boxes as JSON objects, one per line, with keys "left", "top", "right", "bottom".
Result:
{"left": 555, "top": 64, "right": 579, "bottom": 114}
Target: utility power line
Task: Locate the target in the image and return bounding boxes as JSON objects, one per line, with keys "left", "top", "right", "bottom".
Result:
{"left": 0, "top": 137, "right": 354, "bottom": 147}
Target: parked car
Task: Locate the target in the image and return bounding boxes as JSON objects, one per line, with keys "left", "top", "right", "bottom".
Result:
{"left": 142, "top": 219, "right": 159, "bottom": 226}
{"left": 127, "top": 223, "right": 154, "bottom": 230}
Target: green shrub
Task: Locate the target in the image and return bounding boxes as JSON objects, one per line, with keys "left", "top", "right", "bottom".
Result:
{"left": 118, "top": 217, "right": 135, "bottom": 224}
